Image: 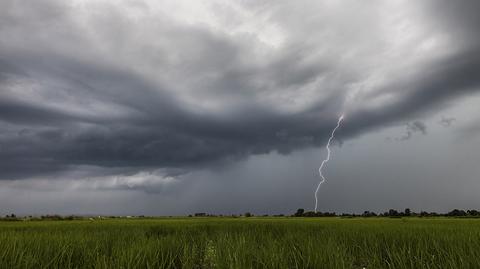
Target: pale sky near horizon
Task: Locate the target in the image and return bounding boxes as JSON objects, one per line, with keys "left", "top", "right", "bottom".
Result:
{"left": 1, "top": 0, "right": 480, "bottom": 215}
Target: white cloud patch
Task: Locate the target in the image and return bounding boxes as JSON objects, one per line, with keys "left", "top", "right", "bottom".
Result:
{"left": 1, "top": 168, "right": 181, "bottom": 194}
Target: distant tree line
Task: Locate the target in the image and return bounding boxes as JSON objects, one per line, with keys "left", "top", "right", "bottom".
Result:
{"left": 0, "top": 214, "right": 79, "bottom": 221}
{"left": 2, "top": 209, "right": 480, "bottom": 220}
{"left": 0, "top": 214, "right": 148, "bottom": 221}
{"left": 293, "top": 208, "right": 336, "bottom": 217}
{"left": 292, "top": 208, "right": 480, "bottom": 218}
{"left": 190, "top": 212, "right": 258, "bottom": 218}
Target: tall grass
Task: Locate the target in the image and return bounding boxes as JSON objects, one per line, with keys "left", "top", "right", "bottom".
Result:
{"left": 0, "top": 218, "right": 479, "bottom": 268}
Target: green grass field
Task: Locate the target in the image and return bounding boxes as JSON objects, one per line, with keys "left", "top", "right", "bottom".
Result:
{"left": 1, "top": 217, "right": 479, "bottom": 268}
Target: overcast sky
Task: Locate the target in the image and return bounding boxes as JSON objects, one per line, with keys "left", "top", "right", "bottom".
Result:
{"left": 1, "top": 0, "right": 480, "bottom": 216}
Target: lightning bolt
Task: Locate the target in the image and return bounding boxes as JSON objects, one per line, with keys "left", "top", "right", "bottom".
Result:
{"left": 314, "top": 114, "right": 344, "bottom": 213}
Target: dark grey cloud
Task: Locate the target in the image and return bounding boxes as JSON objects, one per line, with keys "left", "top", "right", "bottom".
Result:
{"left": 409, "top": 121, "right": 427, "bottom": 135}
{"left": 0, "top": 0, "right": 480, "bottom": 185}
{"left": 393, "top": 121, "right": 427, "bottom": 141}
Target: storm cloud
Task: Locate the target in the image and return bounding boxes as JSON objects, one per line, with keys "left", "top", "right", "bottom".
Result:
{"left": 1, "top": 0, "right": 480, "bottom": 214}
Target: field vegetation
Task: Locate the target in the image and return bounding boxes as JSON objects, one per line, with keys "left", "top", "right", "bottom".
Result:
{"left": 0, "top": 217, "right": 479, "bottom": 268}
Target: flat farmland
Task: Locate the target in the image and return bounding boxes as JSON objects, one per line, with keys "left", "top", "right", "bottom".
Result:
{"left": 0, "top": 217, "right": 479, "bottom": 268}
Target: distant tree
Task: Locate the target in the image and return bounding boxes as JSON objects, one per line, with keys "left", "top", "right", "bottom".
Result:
{"left": 386, "top": 209, "right": 399, "bottom": 217}
{"left": 302, "top": 211, "right": 316, "bottom": 217}
{"left": 404, "top": 208, "right": 411, "bottom": 216}
{"left": 447, "top": 209, "right": 467, "bottom": 217}
{"left": 294, "top": 208, "right": 305, "bottom": 217}
{"left": 244, "top": 212, "right": 253, "bottom": 217}
{"left": 467, "top": 210, "right": 480, "bottom": 216}
{"left": 362, "top": 211, "right": 377, "bottom": 217}
{"left": 301, "top": 211, "right": 336, "bottom": 217}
